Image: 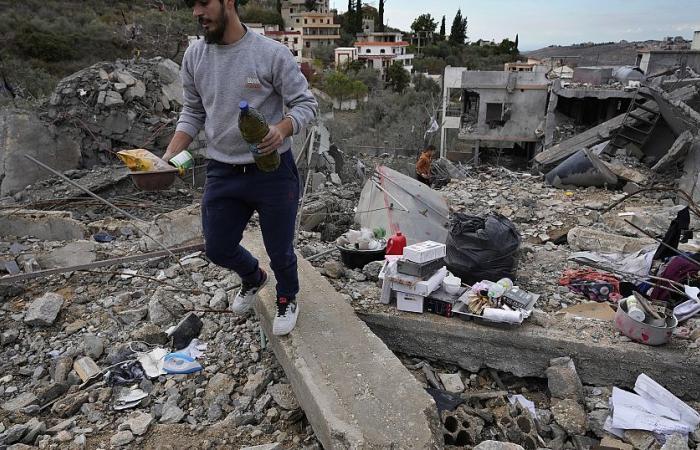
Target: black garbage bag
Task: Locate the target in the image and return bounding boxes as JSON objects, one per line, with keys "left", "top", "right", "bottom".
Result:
{"left": 445, "top": 212, "right": 521, "bottom": 284}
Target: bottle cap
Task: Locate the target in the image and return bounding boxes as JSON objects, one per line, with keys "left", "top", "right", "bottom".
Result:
{"left": 239, "top": 101, "right": 249, "bottom": 111}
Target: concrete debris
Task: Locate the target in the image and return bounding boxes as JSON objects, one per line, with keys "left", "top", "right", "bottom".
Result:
{"left": 0, "top": 210, "right": 88, "bottom": 241}
{"left": 567, "top": 226, "right": 656, "bottom": 253}
{"left": 43, "top": 57, "right": 185, "bottom": 167}
{"left": 23, "top": 292, "right": 64, "bottom": 327}
{"left": 139, "top": 204, "right": 202, "bottom": 251}
{"left": 3, "top": 55, "right": 700, "bottom": 450}
{"left": 438, "top": 373, "right": 466, "bottom": 393}
{"left": 36, "top": 240, "right": 99, "bottom": 269}
{"left": 546, "top": 357, "right": 584, "bottom": 402}
{"left": 0, "top": 110, "right": 81, "bottom": 195}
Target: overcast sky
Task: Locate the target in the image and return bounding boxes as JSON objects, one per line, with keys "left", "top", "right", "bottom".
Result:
{"left": 331, "top": 0, "right": 700, "bottom": 51}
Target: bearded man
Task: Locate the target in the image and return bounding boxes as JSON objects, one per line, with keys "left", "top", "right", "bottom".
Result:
{"left": 164, "top": 0, "right": 318, "bottom": 335}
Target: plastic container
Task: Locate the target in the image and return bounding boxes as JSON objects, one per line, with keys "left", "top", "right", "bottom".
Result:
{"left": 337, "top": 241, "right": 387, "bottom": 269}
{"left": 442, "top": 275, "right": 462, "bottom": 295}
{"left": 386, "top": 232, "right": 407, "bottom": 255}
{"left": 624, "top": 295, "right": 646, "bottom": 322}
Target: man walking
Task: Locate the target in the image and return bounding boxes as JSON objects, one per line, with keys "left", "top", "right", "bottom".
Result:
{"left": 164, "top": 0, "right": 317, "bottom": 335}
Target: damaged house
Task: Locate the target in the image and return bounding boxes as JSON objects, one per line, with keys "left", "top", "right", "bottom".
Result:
{"left": 441, "top": 69, "right": 550, "bottom": 162}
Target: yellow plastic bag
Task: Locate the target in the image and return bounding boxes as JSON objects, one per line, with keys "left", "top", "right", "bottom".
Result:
{"left": 117, "top": 149, "right": 172, "bottom": 172}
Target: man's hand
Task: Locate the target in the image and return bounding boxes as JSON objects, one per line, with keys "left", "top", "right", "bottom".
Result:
{"left": 257, "top": 118, "right": 294, "bottom": 155}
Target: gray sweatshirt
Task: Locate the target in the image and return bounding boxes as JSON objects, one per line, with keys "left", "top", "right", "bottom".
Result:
{"left": 176, "top": 27, "right": 317, "bottom": 164}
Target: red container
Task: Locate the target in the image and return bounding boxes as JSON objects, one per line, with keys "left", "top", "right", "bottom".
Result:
{"left": 386, "top": 232, "right": 407, "bottom": 255}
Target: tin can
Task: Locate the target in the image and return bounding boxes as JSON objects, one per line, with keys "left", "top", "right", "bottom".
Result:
{"left": 169, "top": 150, "right": 193, "bottom": 174}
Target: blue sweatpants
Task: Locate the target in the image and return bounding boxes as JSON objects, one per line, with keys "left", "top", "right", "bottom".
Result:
{"left": 202, "top": 150, "right": 300, "bottom": 298}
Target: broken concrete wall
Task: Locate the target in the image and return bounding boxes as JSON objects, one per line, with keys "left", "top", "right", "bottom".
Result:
{"left": 0, "top": 109, "right": 81, "bottom": 195}
{"left": 458, "top": 71, "right": 549, "bottom": 144}
{"left": 0, "top": 210, "right": 88, "bottom": 241}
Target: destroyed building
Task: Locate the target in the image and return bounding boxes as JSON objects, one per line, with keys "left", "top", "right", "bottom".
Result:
{"left": 3, "top": 30, "right": 700, "bottom": 450}
{"left": 453, "top": 71, "right": 549, "bottom": 162}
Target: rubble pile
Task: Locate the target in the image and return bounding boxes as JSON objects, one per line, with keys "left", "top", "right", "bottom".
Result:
{"left": 41, "top": 57, "right": 195, "bottom": 167}
{"left": 0, "top": 207, "right": 319, "bottom": 448}
{"left": 402, "top": 354, "right": 700, "bottom": 450}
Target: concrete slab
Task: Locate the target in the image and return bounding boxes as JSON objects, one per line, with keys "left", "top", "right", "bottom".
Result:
{"left": 246, "top": 231, "right": 443, "bottom": 449}
{"left": 358, "top": 310, "right": 700, "bottom": 400}
{"left": 0, "top": 210, "right": 87, "bottom": 241}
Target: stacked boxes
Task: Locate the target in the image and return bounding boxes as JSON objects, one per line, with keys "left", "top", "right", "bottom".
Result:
{"left": 382, "top": 241, "right": 449, "bottom": 313}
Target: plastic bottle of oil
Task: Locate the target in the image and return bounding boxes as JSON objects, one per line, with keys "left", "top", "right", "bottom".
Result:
{"left": 238, "top": 101, "right": 280, "bottom": 172}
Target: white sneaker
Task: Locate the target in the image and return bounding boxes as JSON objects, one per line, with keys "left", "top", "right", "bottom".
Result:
{"left": 230, "top": 269, "right": 268, "bottom": 315}
{"left": 272, "top": 296, "right": 299, "bottom": 336}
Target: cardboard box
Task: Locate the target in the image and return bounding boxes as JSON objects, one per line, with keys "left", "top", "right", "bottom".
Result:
{"left": 389, "top": 266, "right": 447, "bottom": 297}
{"left": 403, "top": 241, "right": 446, "bottom": 264}
{"left": 396, "top": 292, "right": 424, "bottom": 313}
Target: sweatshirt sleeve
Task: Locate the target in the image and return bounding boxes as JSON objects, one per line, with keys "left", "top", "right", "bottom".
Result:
{"left": 271, "top": 46, "right": 318, "bottom": 135}
{"left": 175, "top": 45, "right": 206, "bottom": 139}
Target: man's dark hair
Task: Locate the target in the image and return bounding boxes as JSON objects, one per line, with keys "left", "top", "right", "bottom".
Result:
{"left": 426, "top": 144, "right": 436, "bottom": 152}
{"left": 184, "top": 0, "right": 238, "bottom": 11}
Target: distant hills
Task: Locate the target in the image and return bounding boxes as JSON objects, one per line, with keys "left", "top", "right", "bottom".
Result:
{"left": 524, "top": 39, "right": 688, "bottom": 67}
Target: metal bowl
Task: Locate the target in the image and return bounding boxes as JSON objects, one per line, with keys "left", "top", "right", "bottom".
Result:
{"left": 615, "top": 298, "right": 677, "bottom": 346}
{"left": 129, "top": 169, "right": 179, "bottom": 191}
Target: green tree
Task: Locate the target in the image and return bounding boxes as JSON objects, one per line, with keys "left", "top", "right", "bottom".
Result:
{"left": 377, "top": 0, "right": 384, "bottom": 32}
{"left": 324, "top": 70, "right": 368, "bottom": 107}
{"left": 385, "top": 62, "right": 409, "bottom": 93}
{"left": 304, "top": 0, "right": 317, "bottom": 11}
{"left": 515, "top": 33, "right": 519, "bottom": 51}
{"left": 348, "top": 67, "right": 381, "bottom": 92}
{"left": 439, "top": 15, "right": 445, "bottom": 40}
{"left": 355, "top": 0, "right": 363, "bottom": 34}
{"left": 411, "top": 13, "right": 437, "bottom": 33}
{"left": 412, "top": 56, "right": 447, "bottom": 75}
{"left": 498, "top": 38, "right": 518, "bottom": 55}
{"left": 449, "top": 8, "right": 467, "bottom": 45}
{"left": 240, "top": 6, "right": 284, "bottom": 29}
{"left": 413, "top": 73, "right": 440, "bottom": 95}
{"left": 343, "top": 59, "right": 367, "bottom": 72}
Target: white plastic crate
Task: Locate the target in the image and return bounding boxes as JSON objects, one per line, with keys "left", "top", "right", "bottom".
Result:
{"left": 403, "top": 241, "right": 447, "bottom": 263}
{"left": 396, "top": 291, "right": 424, "bottom": 313}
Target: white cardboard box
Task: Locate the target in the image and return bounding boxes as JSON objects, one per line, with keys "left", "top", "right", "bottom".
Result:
{"left": 389, "top": 266, "right": 447, "bottom": 297}
{"left": 396, "top": 291, "right": 424, "bottom": 313}
{"left": 403, "top": 241, "right": 447, "bottom": 263}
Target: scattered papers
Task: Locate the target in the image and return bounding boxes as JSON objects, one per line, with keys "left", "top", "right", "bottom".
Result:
{"left": 606, "top": 374, "right": 700, "bottom": 438}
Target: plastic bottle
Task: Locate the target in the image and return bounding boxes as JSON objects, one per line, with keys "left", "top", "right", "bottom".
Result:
{"left": 238, "top": 101, "right": 280, "bottom": 172}
{"left": 624, "top": 296, "right": 646, "bottom": 322}
{"left": 496, "top": 278, "right": 513, "bottom": 291}
{"left": 386, "top": 232, "right": 407, "bottom": 255}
